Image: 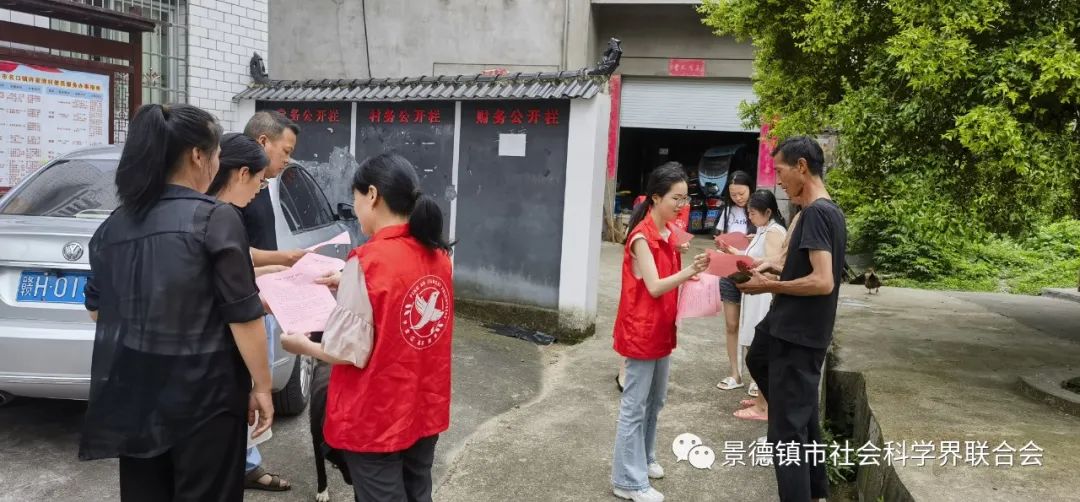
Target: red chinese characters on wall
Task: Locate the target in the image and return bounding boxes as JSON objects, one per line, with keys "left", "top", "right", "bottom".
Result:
{"left": 365, "top": 107, "right": 443, "bottom": 124}
{"left": 473, "top": 107, "right": 559, "bottom": 126}
{"left": 668, "top": 59, "right": 706, "bottom": 77}
{"left": 276, "top": 107, "right": 344, "bottom": 123}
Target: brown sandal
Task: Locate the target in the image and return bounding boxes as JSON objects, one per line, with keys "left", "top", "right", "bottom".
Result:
{"left": 244, "top": 466, "right": 291, "bottom": 491}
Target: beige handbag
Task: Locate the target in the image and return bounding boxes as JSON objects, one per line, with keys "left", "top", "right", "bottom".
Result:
{"left": 321, "top": 256, "right": 376, "bottom": 368}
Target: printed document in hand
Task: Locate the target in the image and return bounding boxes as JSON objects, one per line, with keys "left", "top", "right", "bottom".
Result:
{"left": 289, "top": 253, "right": 345, "bottom": 282}
{"left": 677, "top": 274, "right": 721, "bottom": 325}
{"left": 306, "top": 231, "right": 351, "bottom": 252}
{"left": 715, "top": 232, "right": 751, "bottom": 251}
{"left": 256, "top": 254, "right": 345, "bottom": 335}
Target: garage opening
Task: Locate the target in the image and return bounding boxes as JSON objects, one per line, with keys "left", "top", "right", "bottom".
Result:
{"left": 613, "top": 77, "right": 762, "bottom": 234}
{"left": 615, "top": 127, "right": 759, "bottom": 233}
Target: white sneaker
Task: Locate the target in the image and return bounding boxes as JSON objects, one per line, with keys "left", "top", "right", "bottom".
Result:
{"left": 613, "top": 486, "right": 665, "bottom": 502}
{"left": 648, "top": 462, "right": 665, "bottom": 479}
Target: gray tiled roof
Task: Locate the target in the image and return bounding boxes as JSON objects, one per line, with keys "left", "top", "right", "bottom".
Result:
{"left": 233, "top": 71, "right": 607, "bottom": 102}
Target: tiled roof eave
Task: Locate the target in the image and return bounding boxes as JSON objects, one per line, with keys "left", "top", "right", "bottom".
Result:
{"left": 233, "top": 72, "right": 608, "bottom": 102}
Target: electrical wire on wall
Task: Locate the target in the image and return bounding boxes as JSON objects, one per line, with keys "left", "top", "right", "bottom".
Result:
{"left": 361, "top": 0, "right": 373, "bottom": 77}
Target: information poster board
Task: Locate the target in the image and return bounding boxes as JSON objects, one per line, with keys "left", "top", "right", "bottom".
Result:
{"left": 0, "top": 60, "right": 110, "bottom": 187}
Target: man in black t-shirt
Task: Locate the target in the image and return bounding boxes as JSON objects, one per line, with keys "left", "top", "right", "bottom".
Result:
{"left": 738, "top": 136, "right": 847, "bottom": 502}
{"left": 243, "top": 111, "right": 306, "bottom": 267}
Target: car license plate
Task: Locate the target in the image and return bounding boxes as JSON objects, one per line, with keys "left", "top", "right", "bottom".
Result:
{"left": 16, "top": 270, "right": 90, "bottom": 304}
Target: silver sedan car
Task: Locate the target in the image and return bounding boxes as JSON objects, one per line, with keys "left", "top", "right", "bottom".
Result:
{"left": 0, "top": 144, "right": 356, "bottom": 415}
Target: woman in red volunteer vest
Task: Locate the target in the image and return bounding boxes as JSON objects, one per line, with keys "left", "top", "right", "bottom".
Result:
{"left": 282, "top": 153, "right": 453, "bottom": 502}
{"left": 611, "top": 164, "right": 708, "bottom": 502}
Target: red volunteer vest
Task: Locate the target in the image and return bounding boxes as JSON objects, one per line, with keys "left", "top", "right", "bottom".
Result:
{"left": 613, "top": 213, "right": 682, "bottom": 360}
{"left": 324, "top": 224, "right": 454, "bottom": 453}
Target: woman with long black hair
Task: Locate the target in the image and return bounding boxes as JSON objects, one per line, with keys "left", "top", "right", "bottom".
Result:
{"left": 732, "top": 190, "right": 787, "bottom": 419}
{"left": 81, "top": 104, "right": 273, "bottom": 502}
{"left": 610, "top": 163, "right": 708, "bottom": 502}
{"left": 281, "top": 153, "right": 454, "bottom": 502}
{"left": 715, "top": 170, "right": 756, "bottom": 392}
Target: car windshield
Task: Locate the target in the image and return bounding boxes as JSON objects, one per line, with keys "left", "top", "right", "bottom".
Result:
{"left": 0, "top": 159, "right": 119, "bottom": 218}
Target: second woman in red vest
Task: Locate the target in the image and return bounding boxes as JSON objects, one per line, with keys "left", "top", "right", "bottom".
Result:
{"left": 281, "top": 153, "right": 454, "bottom": 502}
{"left": 611, "top": 164, "right": 709, "bottom": 502}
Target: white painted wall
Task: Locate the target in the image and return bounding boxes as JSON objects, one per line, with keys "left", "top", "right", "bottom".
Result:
{"left": 234, "top": 98, "right": 256, "bottom": 132}
{"left": 186, "top": 0, "right": 268, "bottom": 131}
{"left": 559, "top": 91, "right": 612, "bottom": 332}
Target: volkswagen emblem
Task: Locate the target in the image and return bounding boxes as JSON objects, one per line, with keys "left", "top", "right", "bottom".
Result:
{"left": 62, "top": 242, "right": 84, "bottom": 262}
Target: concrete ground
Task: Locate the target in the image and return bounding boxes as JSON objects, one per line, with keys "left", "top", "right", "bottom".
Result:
{"left": 4, "top": 239, "right": 1077, "bottom": 502}
{"left": 833, "top": 285, "right": 1080, "bottom": 501}
{"left": 434, "top": 239, "right": 777, "bottom": 501}
{"left": 0, "top": 316, "right": 544, "bottom": 502}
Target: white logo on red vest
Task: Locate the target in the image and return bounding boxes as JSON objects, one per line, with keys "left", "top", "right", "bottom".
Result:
{"left": 400, "top": 275, "right": 450, "bottom": 349}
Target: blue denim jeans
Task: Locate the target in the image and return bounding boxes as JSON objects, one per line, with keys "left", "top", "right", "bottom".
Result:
{"left": 611, "top": 356, "right": 670, "bottom": 491}
{"left": 245, "top": 314, "right": 278, "bottom": 474}
{"left": 245, "top": 443, "right": 262, "bottom": 473}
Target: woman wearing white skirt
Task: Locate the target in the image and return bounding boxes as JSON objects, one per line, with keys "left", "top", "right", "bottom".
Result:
{"left": 730, "top": 190, "right": 788, "bottom": 421}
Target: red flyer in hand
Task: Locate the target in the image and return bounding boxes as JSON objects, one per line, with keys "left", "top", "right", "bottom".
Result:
{"left": 705, "top": 250, "right": 754, "bottom": 277}
{"left": 714, "top": 232, "right": 751, "bottom": 251}
{"left": 668, "top": 224, "right": 694, "bottom": 247}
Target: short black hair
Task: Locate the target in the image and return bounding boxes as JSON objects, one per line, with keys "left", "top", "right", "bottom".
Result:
{"left": 243, "top": 111, "right": 300, "bottom": 141}
{"left": 772, "top": 135, "right": 825, "bottom": 177}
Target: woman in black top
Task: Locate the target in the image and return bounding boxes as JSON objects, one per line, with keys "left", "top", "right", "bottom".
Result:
{"left": 81, "top": 104, "right": 273, "bottom": 502}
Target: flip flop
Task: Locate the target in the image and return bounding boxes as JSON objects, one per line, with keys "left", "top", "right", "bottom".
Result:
{"left": 747, "top": 382, "right": 760, "bottom": 397}
{"left": 716, "top": 376, "right": 744, "bottom": 390}
{"left": 733, "top": 406, "right": 768, "bottom": 422}
{"left": 244, "top": 466, "right": 291, "bottom": 492}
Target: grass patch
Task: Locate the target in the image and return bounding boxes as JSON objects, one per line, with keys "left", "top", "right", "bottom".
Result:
{"left": 821, "top": 420, "right": 857, "bottom": 487}
{"left": 868, "top": 220, "right": 1080, "bottom": 295}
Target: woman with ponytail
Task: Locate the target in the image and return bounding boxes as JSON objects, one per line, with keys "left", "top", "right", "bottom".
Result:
{"left": 281, "top": 153, "right": 453, "bottom": 502}
{"left": 610, "top": 163, "right": 709, "bottom": 502}
{"left": 81, "top": 104, "right": 274, "bottom": 502}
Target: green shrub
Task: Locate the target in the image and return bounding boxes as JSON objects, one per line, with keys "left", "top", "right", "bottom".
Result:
{"left": 821, "top": 420, "right": 857, "bottom": 486}
{"left": 699, "top": 0, "right": 1080, "bottom": 293}
{"left": 877, "top": 219, "right": 1080, "bottom": 293}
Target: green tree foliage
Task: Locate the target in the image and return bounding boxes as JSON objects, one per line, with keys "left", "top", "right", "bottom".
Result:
{"left": 700, "top": 0, "right": 1080, "bottom": 290}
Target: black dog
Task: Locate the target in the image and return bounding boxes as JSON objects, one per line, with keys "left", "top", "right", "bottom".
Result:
{"left": 308, "top": 333, "right": 352, "bottom": 501}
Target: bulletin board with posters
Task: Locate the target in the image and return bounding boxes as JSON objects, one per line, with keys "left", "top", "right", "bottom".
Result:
{"left": 0, "top": 60, "right": 110, "bottom": 188}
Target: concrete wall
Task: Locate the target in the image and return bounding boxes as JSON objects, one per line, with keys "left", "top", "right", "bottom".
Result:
{"left": 559, "top": 90, "right": 611, "bottom": 333}
{"left": 270, "top": 0, "right": 569, "bottom": 80}
{"left": 593, "top": 3, "right": 753, "bottom": 78}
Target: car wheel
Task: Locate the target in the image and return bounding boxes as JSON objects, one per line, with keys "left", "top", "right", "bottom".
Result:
{"left": 272, "top": 355, "right": 312, "bottom": 416}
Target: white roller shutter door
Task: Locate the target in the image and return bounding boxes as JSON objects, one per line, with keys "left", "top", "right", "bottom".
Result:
{"left": 620, "top": 78, "right": 757, "bottom": 132}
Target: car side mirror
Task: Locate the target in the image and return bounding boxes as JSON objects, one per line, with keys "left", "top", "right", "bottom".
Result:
{"left": 337, "top": 203, "right": 356, "bottom": 220}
